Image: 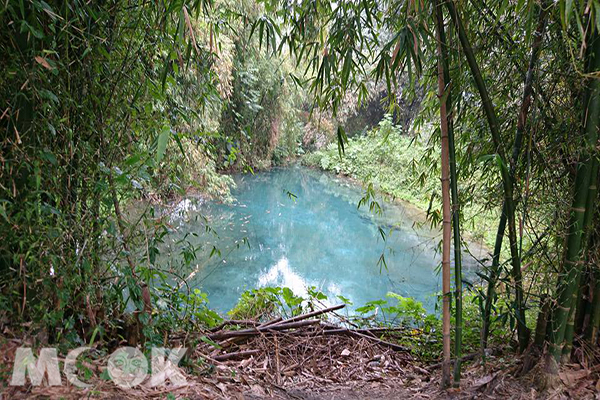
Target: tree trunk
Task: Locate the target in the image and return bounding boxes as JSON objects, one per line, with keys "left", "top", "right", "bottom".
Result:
{"left": 446, "top": 0, "right": 530, "bottom": 352}
{"left": 435, "top": 0, "right": 453, "bottom": 389}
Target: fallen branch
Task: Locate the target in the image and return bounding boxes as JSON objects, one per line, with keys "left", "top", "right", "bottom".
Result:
{"left": 258, "top": 316, "right": 282, "bottom": 328}
{"left": 269, "top": 304, "right": 345, "bottom": 327}
{"left": 209, "top": 319, "right": 321, "bottom": 340}
{"left": 322, "top": 325, "right": 410, "bottom": 352}
{"left": 214, "top": 349, "right": 261, "bottom": 361}
{"left": 210, "top": 320, "right": 260, "bottom": 333}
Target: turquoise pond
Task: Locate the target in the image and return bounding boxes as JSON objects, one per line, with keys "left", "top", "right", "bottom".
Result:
{"left": 159, "top": 166, "right": 482, "bottom": 314}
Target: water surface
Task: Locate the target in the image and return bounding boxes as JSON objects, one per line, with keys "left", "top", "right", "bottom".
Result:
{"left": 161, "top": 166, "right": 478, "bottom": 314}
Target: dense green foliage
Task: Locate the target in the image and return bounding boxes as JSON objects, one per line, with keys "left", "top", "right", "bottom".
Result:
{"left": 0, "top": 0, "right": 305, "bottom": 346}
{"left": 3, "top": 0, "right": 600, "bottom": 391}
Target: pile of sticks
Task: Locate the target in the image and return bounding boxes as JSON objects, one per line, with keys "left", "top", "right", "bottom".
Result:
{"left": 204, "top": 304, "right": 409, "bottom": 361}
{"left": 191, "top": 304, "right": 418, "bottom": 392}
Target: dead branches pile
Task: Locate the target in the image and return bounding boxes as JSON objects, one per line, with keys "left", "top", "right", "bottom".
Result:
{"left": 191, "top": 304, "right": 422, "bottom": 397}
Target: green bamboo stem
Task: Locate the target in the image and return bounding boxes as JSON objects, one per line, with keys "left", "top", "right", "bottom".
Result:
{"left": 561, "top": 290, "right": 578, "bottom": 363}
{"left": 446, "top": 0, "right": 529, "bottom": 352}
{"left": 583, "top": 161, "right": 599, "bottom": 343}
{"left": 548, "top": 32, "right": 600, "bottom": 362}
{"left": 435, "top": 3, "right": 463, "bottom": 385}
{"left": 481, "top": 0, "right": 548, "bottom": 352}
{"left": 481, "top": 206, "right": 507, "bottom": 350}
{"left": 586, "top": 260, "right": 600, "bottom": 343}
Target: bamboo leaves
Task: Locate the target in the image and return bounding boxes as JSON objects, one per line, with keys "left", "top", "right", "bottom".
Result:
{"left": 156, "top": 126, "right": 171, "bottom": 164}
{"left": 337, "top": 125, "right": 348, "bottom": 160}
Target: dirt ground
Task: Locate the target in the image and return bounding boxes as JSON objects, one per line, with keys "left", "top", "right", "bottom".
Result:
{"left": 2, "top": 325, "right": 600, "bottom": 399}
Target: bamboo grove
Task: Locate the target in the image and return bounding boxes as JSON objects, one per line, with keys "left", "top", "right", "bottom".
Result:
{"left": 2, "top": 0, "right": 600, "bottom": 392}
{"left": 0, "top": 0, "right": 306, "bottom": 346}
{"left": 258, "top": 0, "right": 600, "bottom": 387}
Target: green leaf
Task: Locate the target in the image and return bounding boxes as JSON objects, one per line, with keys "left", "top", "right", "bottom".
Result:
{"left": 125, "top": 153, "right": 142, "bottom": 166}
{"left": 173, "top": 132, "right": 186, "bottom": 158}
{"left": 565, "top": 0, "right": 573, "bottom": 25}
{"left": 199, "top": 335, "right": 222, "bottom": 349}
{"left": 156, "top": 126, "right": 170, "bottom": 163}
{"left": 39, "top": 89, "right": 58, "bottom": 104}
{"left": 0, "top": 202, "right": 9, "bottom": 223}
{"left": 40, "top": 150, "right": 57, "bottom": 165}
{"left": 337, "top": 125, "right": 348, "bottom": 160}
{"left": 337, "top": 295, "right": 353, "bottom": 305}
{"left": 341, "top": 47, "right": 352, "bottom": 89}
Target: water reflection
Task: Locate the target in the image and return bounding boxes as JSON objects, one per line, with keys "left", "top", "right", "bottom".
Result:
{"left": 258, "top": 257, "right": 306, "bottom": 295}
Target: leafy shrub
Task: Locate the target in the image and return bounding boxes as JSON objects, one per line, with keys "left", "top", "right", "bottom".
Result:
{"left": 229, "top": 286, "right": 334, "bottom": 321}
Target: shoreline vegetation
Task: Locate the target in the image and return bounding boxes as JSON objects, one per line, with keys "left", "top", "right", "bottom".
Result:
{"left": 299, "top": 116, "right": 495, "bottom": 255}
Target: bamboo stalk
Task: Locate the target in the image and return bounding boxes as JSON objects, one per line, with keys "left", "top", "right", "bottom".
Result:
{"left": 582, "top": 160, "right": 599, "bottom": 343}
{"left": 442, "top": 13, "right": 462, "bottom": 389}
{"left": 322, "top": 326, "right": 410, "bottom": 352}
{"left": 259, "top": 317, "right": 283, "bottom": 328}
{"left": 446, "top": 0, "right": 529, "bottom": 353}
{"left": 435, "top": 1, "right": 463, "bottom": 386}
{"left": 268, "top": 304, "right": 345, "bottom": 327}
{"left": 434, "top": 0, "right": 453, "bottom": 388}
{"left": 482, "top": 0, "right": 548, "bottom": 352}
{"left": 214, "top": 349, "right": 260, "bottom": 361}
{"left": 208, "top": 319, "right": 321, "bottom": 340}
{"left": 586, "top": 260, "right": 600, "bottom": 343}
{"left": 548, "top": 31, "right": 600, "bottom": 362}
{"left": 210, "top": 320, "right": 262, "bottom": 333}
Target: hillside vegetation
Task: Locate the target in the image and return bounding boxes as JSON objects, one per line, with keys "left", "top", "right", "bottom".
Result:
{"left": 303, "top": 115, "right": 498, "bottom": 247}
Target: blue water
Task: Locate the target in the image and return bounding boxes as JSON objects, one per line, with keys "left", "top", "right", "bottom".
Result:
{"left": 160, "top": 166, "right": 478, "bottom": 314}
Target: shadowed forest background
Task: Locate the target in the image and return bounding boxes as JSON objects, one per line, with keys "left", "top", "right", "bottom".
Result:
{"left": 2, "top": 0, "right": 600, "bottom": 396}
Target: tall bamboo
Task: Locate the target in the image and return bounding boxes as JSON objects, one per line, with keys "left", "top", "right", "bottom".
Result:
{"left": 572, "top": 159, "right": 599, "bottom": 345}
{"left": 446, "top": 0, "right": 529, "bottom": 352}
{"left": 435, "top": 2, "right": 464, "bottom": 385}
{"left": 547, "top": 31, "right": 600, "bottom": 364}
{"left": 436, "top": 5, "right": 464, "bottom": 385}
{"left": 587, "top": 272, "right": 600, "bottom": 344}
{"left": 581, "top": 159, "right": 599, "bottom": 342}
{"left": 435, "top": 0, "right": 453, "bottom": 389}
{"left": 481, "top": 0, "right": 549, "bottom": 350}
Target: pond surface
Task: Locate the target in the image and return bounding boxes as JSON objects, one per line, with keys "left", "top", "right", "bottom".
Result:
{"left": 161, "top": 166, "right": 480, "bottom": 314}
